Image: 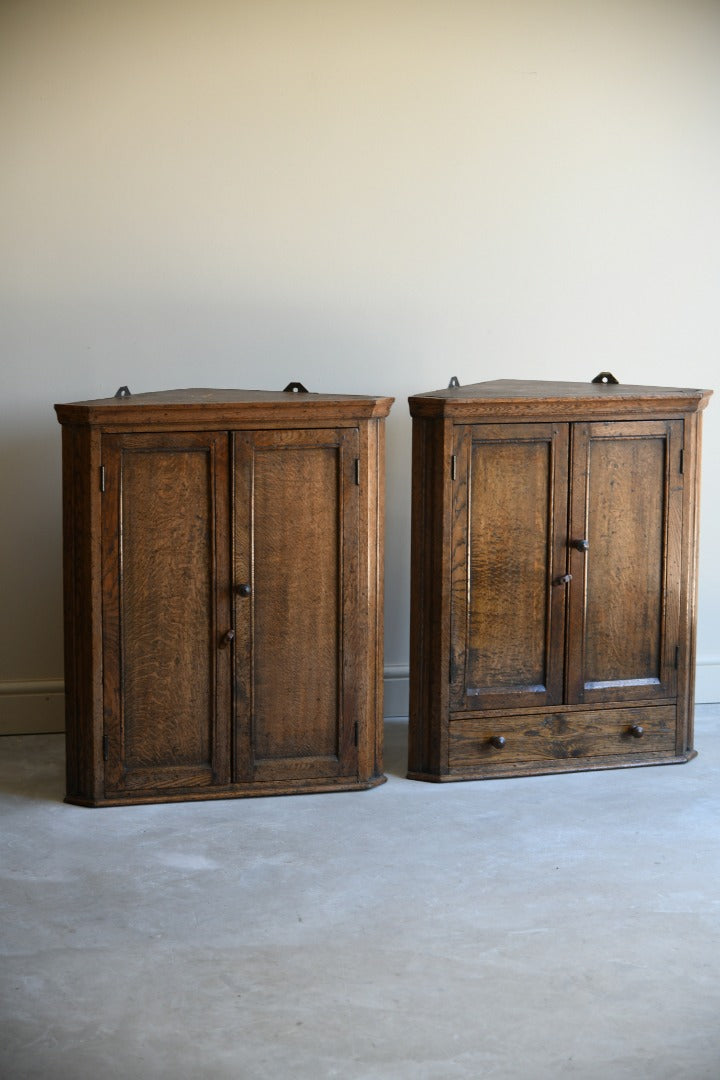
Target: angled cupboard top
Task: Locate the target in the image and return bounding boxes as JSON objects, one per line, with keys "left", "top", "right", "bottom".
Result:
{"left": 409, "top": 378, "right": 712, "bottom": 420}
{"left": 55, "top": 386, "right": 394, "bottom": 427}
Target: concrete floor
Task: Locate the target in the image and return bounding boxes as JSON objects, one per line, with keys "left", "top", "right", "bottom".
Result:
{"left": 1, "top": 710, "right": 719, "bottom": 1080}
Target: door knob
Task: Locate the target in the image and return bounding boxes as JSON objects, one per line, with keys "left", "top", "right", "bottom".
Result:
{"left": 234, "top": 583, "right": 252, "bottom": 597}
{"left": 221, "top": 629, "right": 235, "bottom": 646}
{"left": 553, "top": 574, "right": 572, "bottom": 586}
{"left": 570, "top": 539, "right": 589, "bottom": 552}
{"left": 489, "top": 735, "right": 506, "bottom": 750}
{"left": 629, "top": 724, "right": 644, "bottom": 738}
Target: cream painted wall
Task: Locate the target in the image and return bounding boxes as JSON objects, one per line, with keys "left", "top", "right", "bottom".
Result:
{"left": 2, "top": 0, "right": 719, "bottom": 729}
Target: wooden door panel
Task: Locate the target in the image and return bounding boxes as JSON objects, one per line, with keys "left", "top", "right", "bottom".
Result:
{"left": 450, "top": 423, "right": 569, "bottom": 711}
{"left": 567, "top": 420, "right": 682, "bottom": 704}
{"left": 102, "top": 432, "right": 231, "bottom": 795}
{"left": 234, "top": 428, "right": 360, "bottom": 783}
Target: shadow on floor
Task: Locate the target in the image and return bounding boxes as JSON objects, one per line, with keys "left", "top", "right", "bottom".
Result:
{"left": 0, "top": 733, "right": 66, "bottom": 803}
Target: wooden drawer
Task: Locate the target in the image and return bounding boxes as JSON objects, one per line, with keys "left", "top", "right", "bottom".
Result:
{"left": 448, "top": 706, "right": 677, "bottom": 774}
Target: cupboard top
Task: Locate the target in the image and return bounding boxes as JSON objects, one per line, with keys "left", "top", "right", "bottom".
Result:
{"left": 408, "top": 378, "right": 712, "bottom": 420}
{"left": 55, "top": 386, "right": 394, "bottom": 427}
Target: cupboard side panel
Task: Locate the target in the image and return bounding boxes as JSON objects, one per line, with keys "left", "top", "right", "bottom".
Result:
{"left": 62, "top": 425, "right": 104, "bottom": 804}
{"left": 407, "top": 417, "right": 430, "bottom": 776}
{"left": 408, "top": 417, "right": 455, "bottom": 777}
{"left": 360, "top": 417, "right": 385, "bottom": 783}
{"left": 677, "top": 412, "right": 703, "bottom": 754}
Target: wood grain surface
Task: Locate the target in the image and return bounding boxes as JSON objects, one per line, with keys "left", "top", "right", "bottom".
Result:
{"left": 407, "top": 378, "right": 710, "bottom": 782}
{"left": 102, "top": 432, "right": 231, "bottom": 795}
{"left": 56, "top": 388, "right": 391, "bottom": 805}
{"left": 449, "top": 423, "right": 568, "bottom": 712}
{"left": 234, "top": 428, "right": 360, "bottom": 783}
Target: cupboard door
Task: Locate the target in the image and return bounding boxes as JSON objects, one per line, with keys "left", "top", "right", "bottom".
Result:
{"left": 449, "top": 423, "right": 569, "bottom": 712}
{"left": 233, "top": 428, "right": 360, "bottom": 784}
{"left": 566, "top": 420, "right": 683, "bottom": 705}
{"left": 102, "top": 432, "right": 232, "bottom": 796}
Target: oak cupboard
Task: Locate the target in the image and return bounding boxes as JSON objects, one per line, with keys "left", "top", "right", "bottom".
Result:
{"left": 408, "top": 376, "right": 712, "bottom": 782}
{"left": 55, "top": 385, "right": 393, "bottom": 805}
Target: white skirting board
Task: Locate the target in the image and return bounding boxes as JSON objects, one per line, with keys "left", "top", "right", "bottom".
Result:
{"left": 694, "top": 658, "right": 720, "bottom": 710}
{"left": 1, "top": 664, "right": 718, "bottom": 735}
{"left": 382, "top": 665, "right": 411, "bottom": 719}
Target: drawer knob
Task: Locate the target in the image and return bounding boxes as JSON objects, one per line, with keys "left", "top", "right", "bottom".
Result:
{"left": 570, "top": 539, "right": 589, "bottom": 552}
{"left": 235, "top": 583, "right": 252, "bottom": 597}
{"left": 629, "top": 724, "right": 644, "bottom": 738}
{"left": 489, "top": 735, "right": 506, "bottom": 750}
{"left": 553, "top": 574, "right": 572, "bottom": 587}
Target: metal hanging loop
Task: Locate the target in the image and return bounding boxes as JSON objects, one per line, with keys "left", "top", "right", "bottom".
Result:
{"left": 592, "top": 372, "right": 619, "bottom": 385}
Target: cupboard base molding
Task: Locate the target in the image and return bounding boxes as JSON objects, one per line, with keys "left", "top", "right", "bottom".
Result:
{"left": 65, "top": 771, "right": 387, "bottom": 808}
{"left": 408, "top": 752, "right": 698, "bottom": 784}
{"left": 412, "top": 703, "right": 695, "bottom": 781}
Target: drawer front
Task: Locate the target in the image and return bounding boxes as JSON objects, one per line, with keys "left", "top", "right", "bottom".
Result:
{"left": 448, "top": 706, "right": 677, "bottom": 770}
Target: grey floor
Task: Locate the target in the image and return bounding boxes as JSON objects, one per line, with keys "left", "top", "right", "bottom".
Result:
{"left": 1, "top": 710, "right": 719, "bottom": 1080}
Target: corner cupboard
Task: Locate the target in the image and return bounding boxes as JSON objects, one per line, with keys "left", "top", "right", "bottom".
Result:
{"left": 408, "top": 376, "right": 711, "bottom": 782}
{"left": 56, "top": 385, "right": 393, "bottom": 805}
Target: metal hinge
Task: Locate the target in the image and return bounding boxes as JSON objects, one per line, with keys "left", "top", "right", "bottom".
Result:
{"left": 354, "top": 721, "right": 359, "bottom": 747}
{"left": 679, "top": 449, "right": 684, "bottom": 475}
{"left": 675, "top": 645, "right": 680, "bottom": 670}
{"left": 102, "top": 735, "right": 109, "bottom": 761}
{"left": 451, "top": 454, "right": 457, "bottom": 480}
{"left": 99, "top": 465, "right": 106, "bottom": 493}
{"left": 354, "top": 458, "right": 360, "bottom": 485}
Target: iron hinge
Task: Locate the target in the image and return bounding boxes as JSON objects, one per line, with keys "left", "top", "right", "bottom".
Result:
{"left": 354, "top": 721, "right": 359, "bottom": 747}
{"left": 451, "top": 454, "right": 457, "bottom": 480}
{"left": 99, "top": 465, "right": 106, "bottom": 493}
{"left": 102, "top": 735, "right": 109, "bottom": 762}
{"left": 679, "top": 449, "right": 684, "bottom": 475}
{"left": 354, "top": 458, "right": 360, "bottom": 485}
{"left": 675, "top": 645, "right": 680, "bottom": 670}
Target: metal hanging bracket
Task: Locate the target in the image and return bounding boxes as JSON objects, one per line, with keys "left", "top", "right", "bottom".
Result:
{"left": 592, "top": 372, "right": 619, "bottom": 385}
{"left": 448, "top": 376, "right": 461, "bottom": 388}
{"left": 283, "top": 381, "right": 309, "bottom": 393}
{"left": 114, "top": 386, "right": 132, "bottom": 398}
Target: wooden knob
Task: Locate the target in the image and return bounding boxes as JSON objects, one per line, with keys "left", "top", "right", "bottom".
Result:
{"left": 489, "top": 735, "right": 506, "bottom": 750}
{"left": 629, "top": 724, "right": 644, "bottom": 738}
